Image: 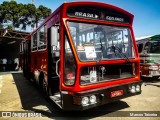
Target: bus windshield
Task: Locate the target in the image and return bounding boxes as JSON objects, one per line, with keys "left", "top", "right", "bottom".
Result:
{"left": 144, "top": 41, "right": 160, "bottom": 53}
{"left": 67, "top": 21, "right": 135, "bottom": 61}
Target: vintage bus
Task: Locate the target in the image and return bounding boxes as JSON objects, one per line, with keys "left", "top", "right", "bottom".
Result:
{"left": 136, "top": 35, "right": 160, "bottom": 79}
{"left": 20, "top": 2, "right": 142, "bottom": 111}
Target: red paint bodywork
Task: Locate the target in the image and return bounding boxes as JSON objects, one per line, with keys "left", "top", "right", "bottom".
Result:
{"left": 20, "top": 2, "right": 140, "bottom": 93}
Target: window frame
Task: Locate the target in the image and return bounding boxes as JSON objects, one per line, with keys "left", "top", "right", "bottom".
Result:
{"left": 38, "top": 25, "right": 47, "bottom": 51}
{"left": 67, "top": 21, "right": 135, "bottom": 61}
{"left": 31, "top": 32, "right": 38, "bottom": 52}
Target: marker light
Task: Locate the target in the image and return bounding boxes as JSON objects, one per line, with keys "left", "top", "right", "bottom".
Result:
{"left": 149, "top": 66, "right": 158, "bottom": 70}
{"left": 81, "top": 97, "right": 89, "bottom": 106}
{"left": 136, "top": 85, "right": 141, "bottom": 92}
{"left": 129, "top": 85, "right": 136, "bottom": 93}
{"left": 90, "top": 95, "right": 97, "bottom": 104}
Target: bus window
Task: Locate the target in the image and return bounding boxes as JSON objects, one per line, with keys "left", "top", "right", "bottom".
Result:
{"left": 32, "top": 32, "right": 38, "bottom": 51}
{"left": 38, "top": 26, "right": 46, "bottom": 50}
{"left": 64, "top": 36, "right": 76, "bottom": 85}
{"left": 150, "top": 42, "right": 160, "bottom": 53}
{"left": 51, "top": 26, "right": 60, "bottom": 57}
{"left": 67, "top": 22, "right": 135, "bottom": 61}
{"left": 20, "top": 44, "right": 22, "bottom": 53}
{"left": 144, "top": 42, "right": 150, "bottom": 53}
{"left": 137, "top": 44, "right": 143, "bottom": 53}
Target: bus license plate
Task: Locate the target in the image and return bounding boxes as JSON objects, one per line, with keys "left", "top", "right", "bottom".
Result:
{"left": 110, "top": 90, "right": 123, "bottom": 98}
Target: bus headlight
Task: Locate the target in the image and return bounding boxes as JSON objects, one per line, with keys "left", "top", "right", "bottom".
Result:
{"left": 81, "top": 97, "right": 89, "bottom": 106}
{"left": 90, "top": 95, "right": 97, "bottom": 104}
{"left": 149, "top": 66, "right": 158, "bottom": 70}
{"left": 136, "top": 85, "right": 141, "bottom": 92}
{"left": 129, "top": 85, "right": 136, "bottom": 93}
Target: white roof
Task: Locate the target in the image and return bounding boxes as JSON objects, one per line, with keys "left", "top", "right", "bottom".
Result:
{"left": 136, "top": 35, "right": 154, "bottom": 41}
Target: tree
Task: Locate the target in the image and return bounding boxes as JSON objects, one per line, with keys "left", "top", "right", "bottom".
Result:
{"left": 0, "top": 1, "right": 25, "bottom": 29}
{"left": 35, "top": 5, "right": 51, "bottom": 28}
{"left": 19, "top": 3, "right": 36, "bottom": 30}
{"left": 22, "top": 4, "right": 51, "bottom": 30}
{"left": 0, "top": 1, "right": 51, "bottom": 31}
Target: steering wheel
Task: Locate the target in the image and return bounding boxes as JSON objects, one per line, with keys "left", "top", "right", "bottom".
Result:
{"left": 106, "top": 46, "right": 115, "bottom": 52}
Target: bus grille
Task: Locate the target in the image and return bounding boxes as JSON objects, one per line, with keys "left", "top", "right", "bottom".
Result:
{"left": 80, "top": 63, "right": 136, "bottom": 85}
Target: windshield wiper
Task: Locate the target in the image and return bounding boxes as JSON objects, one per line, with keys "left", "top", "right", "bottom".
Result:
{"left": 99, "top": 37, "right": 104, "bottom": 60}
{"left": 111, "top": 46, "right": 131, "bottom": 63}
{"left": 96, "top": 38, "right": 104, "bottom": 81}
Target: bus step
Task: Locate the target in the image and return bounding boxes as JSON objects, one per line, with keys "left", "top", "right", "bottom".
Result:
{"left": 51, "top": 76, "right": 59, "bottom": 79}
{"left": 49, "top": 94, "right": 62, "bottom": 108}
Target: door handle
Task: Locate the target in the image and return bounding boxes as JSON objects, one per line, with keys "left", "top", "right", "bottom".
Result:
{"left": 56, "top": 59, "right": 60, "bottom": 77}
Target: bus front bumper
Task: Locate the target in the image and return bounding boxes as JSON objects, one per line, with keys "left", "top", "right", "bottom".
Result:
{"left": 61, "top": 80, "right": 142, "bottom": 111}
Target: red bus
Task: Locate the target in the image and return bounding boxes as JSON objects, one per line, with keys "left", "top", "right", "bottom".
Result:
{"left": 20, "top": 2, "right": 142, "bottom": 111}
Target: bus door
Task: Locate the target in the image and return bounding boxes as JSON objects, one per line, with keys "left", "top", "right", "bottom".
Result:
{"left": 48, "top": 25, "right": 60, "bottom": 96}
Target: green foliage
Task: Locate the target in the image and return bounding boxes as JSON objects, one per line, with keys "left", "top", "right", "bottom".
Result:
{"left": 151, "top": 35, "right": 160, "bottom": 41}
{"left": 20, "top": 4, "right": 36, "bottom": 30}
{"left": 35, "top": 5, "right": 51, "bottom": 27}
{"left": 0, "top": 1, "right": 51, "bottom": 31}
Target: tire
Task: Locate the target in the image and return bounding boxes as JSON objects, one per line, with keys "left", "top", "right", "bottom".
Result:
{"left": 40, "top": 77, "right": 49, "bottom": 99}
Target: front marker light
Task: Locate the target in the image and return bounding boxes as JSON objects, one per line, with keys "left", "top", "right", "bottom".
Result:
{"left": 129, "top": 85, "right": 136, "bottom": 93}
{"left": 90, "top": 95, "right": 97, "bottom": 104}
{"left": 149, "top": 66, "right": 158, "bottom": 70}
{"left": 81, "top": 97, "right": 89, "bottom": 106}
{"left": 136, "top": 85, "right": 141, "bottom": 92}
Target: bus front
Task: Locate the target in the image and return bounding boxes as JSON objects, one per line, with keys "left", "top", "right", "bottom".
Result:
{"left": 61, "top": 2, "right": 142, "bottom": 111}
{"left": 138, "top": 38, "right": 160, "bottom": 79}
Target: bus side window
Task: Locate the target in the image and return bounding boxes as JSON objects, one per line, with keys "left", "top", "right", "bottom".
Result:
{"left": 51, "top": 26, "right": 59, "bottom": 57}
{"left": 64, "top": 36, "right": 76, "bottom": 85}
{"left": 20, "top": 43, "right": 22, "bottom": 53}
{"left": 137, "top": 43, "right": 143, "bottom": 53}
{"left": 144, "top": 42, "right": 150, "bottom": 53}
{"left": 38, "top": 26, "right": 47, "bottom": 50}
{"left": 32, "top": 32, "right": 38, "bottom": 51}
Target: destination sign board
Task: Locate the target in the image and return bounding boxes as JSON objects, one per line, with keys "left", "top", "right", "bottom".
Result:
{"left": 74, "top": 12, "right": 99, "bottom": 19}
{"left": 67, "top": 6, "right": 130, "bottom": 24}
{"left": 106, "top": 16, "right": 124, "bottom": 22}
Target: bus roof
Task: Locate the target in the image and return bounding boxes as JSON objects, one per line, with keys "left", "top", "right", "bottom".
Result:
{"left": 64, "top": 2, "right": 134, "bottom": 23}
{"left": 136, "top": 35, "right": 154, "bottom": 41}
{"left": 30, "top": 2, "right": 134, "bottom": 33}
{"left": 136, "top": 34, "right": 160, "bottom": 43}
